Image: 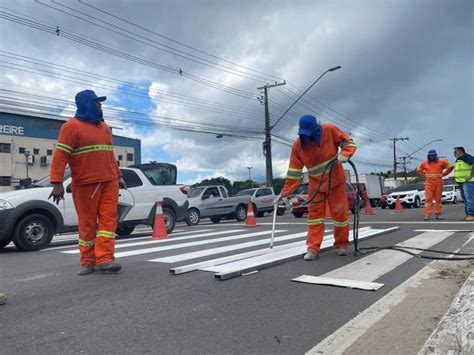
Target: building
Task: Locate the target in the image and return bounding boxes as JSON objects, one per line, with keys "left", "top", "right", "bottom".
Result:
{"left": 0, "top": 111, "right": 141, "bottom": 191}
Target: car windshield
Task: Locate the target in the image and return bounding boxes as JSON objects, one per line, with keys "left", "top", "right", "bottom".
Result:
{"left": 296, "top": 184, "right": 309, "bottom": 195}
{"left": 391, "top": 184, "right": 422, "bottom": 192}
{"left": 236, "top": 189, "right": 255, "bottom": 196}
{"left": 443, "top": 185, "right": 454, "bottom": 192}
{"left": 188, "top": 186, "right": 206, "bottom": 198}
{"left": 28, "top": 170, "right": 71, "bottom": 188}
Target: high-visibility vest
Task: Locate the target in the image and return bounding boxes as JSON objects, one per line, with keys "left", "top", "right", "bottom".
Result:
{"left": 454, "top": 159, "right": 474, "bottom": 183}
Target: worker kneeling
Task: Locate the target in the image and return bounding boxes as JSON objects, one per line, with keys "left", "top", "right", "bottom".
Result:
{"left": 49, "top": 90, "right": 126, "bottom": 275}
{"left": 279, "top": 115, "right": 357, "bottom": 261}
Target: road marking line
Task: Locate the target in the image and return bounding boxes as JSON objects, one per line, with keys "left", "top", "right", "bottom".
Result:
{"left": 321, "top": 231, "right": 454, "bottom": 282}
{"left": 306, "top": 264, "right": 437, "bottom": 354}
{"left": 414, "top": 229, "right": 473, "bottom": 232}
{"left": 293, "top": 276, "right": 384, "bottom": 291}
{"left": 87, "top": 230, "right": 287, "bottom": 258}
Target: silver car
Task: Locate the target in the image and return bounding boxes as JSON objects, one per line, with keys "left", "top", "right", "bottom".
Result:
{"left": 235, "top": 187, "right": 284, "bottom": 217}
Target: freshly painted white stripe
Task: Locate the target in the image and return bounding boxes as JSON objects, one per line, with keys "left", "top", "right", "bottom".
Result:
{"left": 292, "top": 275, "right": 384, "bottom": 291}
{"left": 88, "top": 230, "right": 287, "bottom": 258}
{"left": 61, "top": 229, "right": 245, "bottom": 254}
{"left": 306, "top": 265, "right": 437, "bottom": 354}
{"left": 44, "top": 229, "right": 215, "bottom": 251}
{"left": 321, "top": 231, "right": 454, "bottom": 282}
{"left": 462, "top": 232, "right": 474, "bottom": 247}
{"left": 207, "top": 228, "right": 383, "bottom": 274}
{"left": 151, "top": 232, "right": 307, "bottom": 264}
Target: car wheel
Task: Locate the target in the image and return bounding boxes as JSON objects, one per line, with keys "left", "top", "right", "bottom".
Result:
{"left": 293, "top": 212, "right": 304, "bottom": 218}
{"left": 0, "top": 239, "right": 11, "bottom": 249}
{"left": 210, "top": 217, "right": 222, "bottom": 224}
{"left": 12, "top": 213, "right": 54, "bottom": 251}
{"left": 381, "top": 205, "right": 386, "bottom": 209}
{"left": 162, "top": 207, "right": 176, "bottom": 234}
{"left": 453, "top": 197, "right": 457, "bottom": 204}
{"left": 116, "top": 225, "right": 136, "bottom": 236}
{"left": 413, "top": 197, "right": 421, "bottom": 208}
{"left": 389, "top": 204, "right": 395, "bottom": 210}
{"left": 235, "top": 205, "right": 247, "bottom": 222}
{"left": 186, "top": 208, "right": 200, "bottom": 226}
{"left": 276, "top": 207, "right": 285, "bottom": 216}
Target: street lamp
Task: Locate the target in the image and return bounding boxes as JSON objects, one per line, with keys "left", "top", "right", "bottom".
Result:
{"left": 247, "top": 167, "right": 253, "bottom": 188}
{"left": 24, "top": 150, "right": 30, "bottom": 180}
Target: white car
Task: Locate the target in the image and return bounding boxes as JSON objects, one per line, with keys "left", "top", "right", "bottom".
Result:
{"left": 235, "top": 187, "right": 285, "bottom": 217}
{"left": 442, "top": 185, "right": 463, "bottom": 204}
{"left": 387, "top": 183, "right": 425, "bottom": 209}
{"left": 0, "top": 163, "right": 188, "bottom": 251}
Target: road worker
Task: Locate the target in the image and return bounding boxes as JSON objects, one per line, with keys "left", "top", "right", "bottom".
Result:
{"left": 49, "top": 90, "right": 126, "bottom": 275}
{"left": 417, "top": 150, "right": 453, "bottom": 220}
{"left": 279, "top": 115, "right": 357, "bottom": 261}
{"left": 454, "top": 146, "right": 474, "bottom": 221}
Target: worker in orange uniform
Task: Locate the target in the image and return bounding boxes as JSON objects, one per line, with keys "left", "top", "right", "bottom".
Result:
{"left": 49, "top": 90, "right": 126, "bottom": 275}
{"left": 417, "top": 149, "right": 454, "bottom": 220}
{"left": 279, "top": 115, "right": 357, "bottom": 261}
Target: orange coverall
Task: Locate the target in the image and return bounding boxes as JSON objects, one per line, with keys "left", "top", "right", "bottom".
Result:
{"left": 50, "top": 118, "right": 121, "bottom": 266}
{"left": 281, "top": 124, "right": 357, "bottom": 253}
{"left": 417, "top": 160, "right": 453, "bottom": 217}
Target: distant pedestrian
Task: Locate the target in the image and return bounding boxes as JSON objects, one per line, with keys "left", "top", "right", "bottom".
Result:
{"left": 454, "top": 147, "right": 474, "bottom": 221}
{"left": 416, "top": 150, "right": 453, "bottom": 220}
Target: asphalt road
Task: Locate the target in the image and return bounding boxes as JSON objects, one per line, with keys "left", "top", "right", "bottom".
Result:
{"left": 1, "top": 204, "right": 473, "bottom": 354}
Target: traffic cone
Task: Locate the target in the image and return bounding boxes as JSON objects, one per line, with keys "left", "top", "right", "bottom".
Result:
{"left": 324, "top": 200, "right": 332, "bottom": 219}
{"left": 245, "top": 200, "right": 258, "bottom": 227}
{"left": 152, "top": 198, "right": 168, "bottom": 239}
{"left": 395, "top": 196, "right": 404, "bottom": 212}
{"left": 363, "top": 192, "right": 374, "bottom": 215}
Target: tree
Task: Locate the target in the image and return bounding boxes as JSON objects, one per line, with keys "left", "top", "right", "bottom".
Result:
{"left": 192, "top": 177, "right": 232, "bottom": 192}
{"left": 272, "top": 178, "right": 285, "bottom": 194}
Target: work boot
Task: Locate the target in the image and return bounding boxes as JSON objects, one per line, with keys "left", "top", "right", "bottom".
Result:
{"left": 435, "top": 215, "right": 443, "bottom": 220}
{"left": 303, "top": 251, "right": 319, "bottom": 261}
{"left": 423, "top": 216, "right": 430, "bottom": 221}
{"left": 96, "top": 263, "right": 122, "bottom": 273}
{"left": 337, "top": 247, "right": 348, "bottom": 256}
{"left": 78, "top": 265, "right": 95, "bottom": 276}
{"left": 465, "top": 216, "right": 474, "bottom": 222}
{"left": 0, "top": 293, "right": 7, "bottom": 305}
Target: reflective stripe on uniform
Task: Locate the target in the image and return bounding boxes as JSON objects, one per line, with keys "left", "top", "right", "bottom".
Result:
{"left": 96, "top": 230, "right": 116, "bottom": 239}
{"left": 426, "top": 173, "right": 442, "bottom": 177}
{"left": 286, "top": 167, "right": 303, "bottom": 179}
{"left": 340, "top": 140, "right": 357, "bottom": 149}
{"left": 78, "top": 239, "right": 95, "bottom": 247}
{"left": 333, "top": 219, "right": 349, "bottom": 227}
{"left": 72, "top": 145, "right": 114, "bottom": 155}
{"left": 308, "top": 155, "right": 338, "bottom": 177}
{"left": 307, "top": 218, "right": 325, "bottom": 225}
{"left": 56, "top": 143, "right": 74, "bottom": 154}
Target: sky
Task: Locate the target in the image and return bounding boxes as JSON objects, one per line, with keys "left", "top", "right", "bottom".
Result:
{"left": 0, "top": 0, "right": 472, "bottom": 184}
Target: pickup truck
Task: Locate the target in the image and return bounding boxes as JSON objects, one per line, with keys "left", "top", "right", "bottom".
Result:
{"left": 186, "top": 185, "right": 249, "bottom": 225}
{"left": 0, "top": 163, "right": 188, "bottom": 251}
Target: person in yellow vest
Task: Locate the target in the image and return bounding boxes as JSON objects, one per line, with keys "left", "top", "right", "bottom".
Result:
{"left": 454, "top": 147, "right": 474, "bottom": 221}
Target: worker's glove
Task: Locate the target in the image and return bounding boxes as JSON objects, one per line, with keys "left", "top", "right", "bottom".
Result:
{"left": 337, "top": 154, "right": 349, "bottom": 164}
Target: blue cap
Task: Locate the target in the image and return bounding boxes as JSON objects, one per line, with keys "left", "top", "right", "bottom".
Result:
{"left": 298, "top": 115, "right": 318, "bottom": 136}
{"left": 75, "top": 90, "right": 106, "bottom": 105}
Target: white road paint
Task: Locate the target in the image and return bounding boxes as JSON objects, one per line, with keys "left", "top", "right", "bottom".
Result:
{"left": 292, "top": 275, "right": 384, "bottom": 291}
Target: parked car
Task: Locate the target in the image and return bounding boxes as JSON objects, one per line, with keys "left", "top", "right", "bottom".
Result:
{"left": 0, "top": 163, "right": 189, "bottom": 251}
{"left": 186, "top": 185, "right": 249, "bottom": 225}
{"left": 387, "top": 183, "right": 425, "bottom": 209}
{"left": 442, "top": 185, "right": 463, "bottom": 204}
{"left": 290, "top": 182, "right": 359, "bottom": 218}
{"left": 235, "top": 187, "right": 285, "bottom": 217}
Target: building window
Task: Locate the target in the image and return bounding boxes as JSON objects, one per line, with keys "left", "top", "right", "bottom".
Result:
{"left": 33, "top": 148, "right": 40, "bottom": 155}
{"left": 0, "top": 143, "right": 11, "bottom": 153}
{"left": 127, "top": 153, "right": 134, "bottom": 162}
{"left": 118, "top": 155, "right": 123, "bottom": 161}
{"left": 47, "top": 149, "right": 53, "bottom": 156}
{"left": 0, "top": 176, "right": 11, "bottom": 186}
{"left": 19, "top": 147, "right": 25, "bottom": 154}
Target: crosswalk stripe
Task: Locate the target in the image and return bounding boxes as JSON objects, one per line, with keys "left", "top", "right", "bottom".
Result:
{"left": 44, "top": 229, "right": 216, "bottom": 251}
{"left": 60, "top": 229, "right": 243, "bottom": 254}
{"left": 150, "top": 231, "right": 309, "bottom": 264}
{"left": 63, "top": 229, "right": 287, "bottom": 257}
{"left": 321, "top": 231, "right": 454, "bottom": 282}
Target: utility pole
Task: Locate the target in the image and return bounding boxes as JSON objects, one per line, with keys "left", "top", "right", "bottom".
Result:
{"left": 247, "top": 166, "right": 253, "bottom": 188}
{"left": 257, "top": 81, "right": 286, "bottom": 187}
{"left": 391, "top": 137, "right": 409, "bottom": 180}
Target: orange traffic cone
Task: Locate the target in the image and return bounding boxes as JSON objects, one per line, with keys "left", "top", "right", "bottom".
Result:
{"left": 324, "top": 200, "right": 332, "bottom": 219}
{"left": 152, "top": 198, "right": 168, "bottom": 239}
{"left": 363, "top": 192, "right": 374, "bottom": 215}
{"left": 245, "top": 200, "right": 258, "bottom": 227}
{"left": 395, "top": 196, "right": 404, "bottom": 212}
